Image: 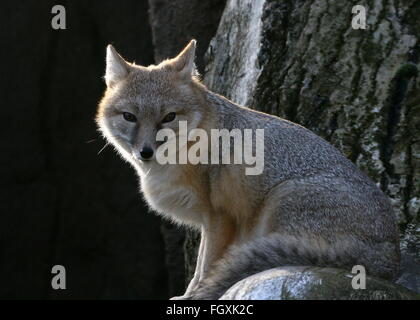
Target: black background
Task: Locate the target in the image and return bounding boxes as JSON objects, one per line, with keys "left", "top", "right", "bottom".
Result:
{"left": 1, "top": 0, "right": 167, "bottom": 299}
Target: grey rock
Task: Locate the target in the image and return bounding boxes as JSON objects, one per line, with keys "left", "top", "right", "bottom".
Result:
{"left": 220, "top": 267, "right": 420, "bottom": 300}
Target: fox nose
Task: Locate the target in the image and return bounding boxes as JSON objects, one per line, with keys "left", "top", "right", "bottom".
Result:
{"left": 139, "top": 147, "right": 154, "bottom": 160}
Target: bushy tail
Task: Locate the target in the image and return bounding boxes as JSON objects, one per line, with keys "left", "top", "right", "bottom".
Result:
{"left": 187, "top": 233, "right": 398, "bottom": 300}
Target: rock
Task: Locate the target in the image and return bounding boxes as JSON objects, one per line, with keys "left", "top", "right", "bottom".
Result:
{"left": 220, "top": 267, "right": 420, "bottom": 300}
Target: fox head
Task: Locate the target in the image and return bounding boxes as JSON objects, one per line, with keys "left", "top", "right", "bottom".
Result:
{"left": 97, "top": 40, "right": 209, "bottom": 168}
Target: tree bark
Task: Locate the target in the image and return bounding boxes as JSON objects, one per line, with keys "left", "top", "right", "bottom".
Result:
{"left": 148, "top": 0, "right": 226, "bottom": 73}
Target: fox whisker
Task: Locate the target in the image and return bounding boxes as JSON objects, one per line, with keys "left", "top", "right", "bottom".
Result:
{"left": 97, "top": 143, "right": 109, "bottom": 155}
{"left": 144, "top": 167, "right": 152, "bottom": 178}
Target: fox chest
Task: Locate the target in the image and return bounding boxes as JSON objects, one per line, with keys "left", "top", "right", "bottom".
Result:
{"left": 139, "top": 165, "right": 209, "bottom": 226}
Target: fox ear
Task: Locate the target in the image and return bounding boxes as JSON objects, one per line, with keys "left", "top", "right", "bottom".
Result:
{"left": 171, "top": 40, "right": 197, "bottom": 78}
{"left": 105, "top": 45, "right": 130, "bottom": 87}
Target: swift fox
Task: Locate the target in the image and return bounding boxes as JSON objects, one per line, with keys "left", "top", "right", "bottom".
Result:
{"left": 96, "top": 40, "right": 400, "bottom": 299}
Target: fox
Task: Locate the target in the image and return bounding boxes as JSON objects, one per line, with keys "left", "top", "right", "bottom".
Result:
{"left": 96, "top": 40, "right": 400, "bottom": 300}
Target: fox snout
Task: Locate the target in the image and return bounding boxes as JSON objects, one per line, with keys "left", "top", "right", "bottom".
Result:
{"left": 139, "top": 146, "right": 154, "bottom": 161}
{"left": 130, "top": 123, "right": 158, "bottom": 162}
{"left": 132, "top": 145, "right": 155, "bottom": 161}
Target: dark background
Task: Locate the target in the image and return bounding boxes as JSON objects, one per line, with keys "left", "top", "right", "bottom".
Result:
{"left": 0, "top": 0, "right": 225, "bottom": 299}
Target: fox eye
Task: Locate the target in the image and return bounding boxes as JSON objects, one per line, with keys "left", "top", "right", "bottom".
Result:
{"left": 162, "top": 112, "right": 176, "bottom": 123}
{"left": 123, "top": 112, "right": 137, "bottom": 122}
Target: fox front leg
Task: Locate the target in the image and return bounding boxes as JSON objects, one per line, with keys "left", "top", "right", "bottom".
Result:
{"left": 187, "top": 229, "right": 207, "bottom": 289}
{"left": 172, "top": 215, "right": 236, "bottom": 300}
{"left": 169, "top": 228, "right": 206, "bottom": 300}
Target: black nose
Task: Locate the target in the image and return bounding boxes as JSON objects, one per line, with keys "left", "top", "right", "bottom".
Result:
{"left": 140, "top": 147, "right": 154, "bottom": 160}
